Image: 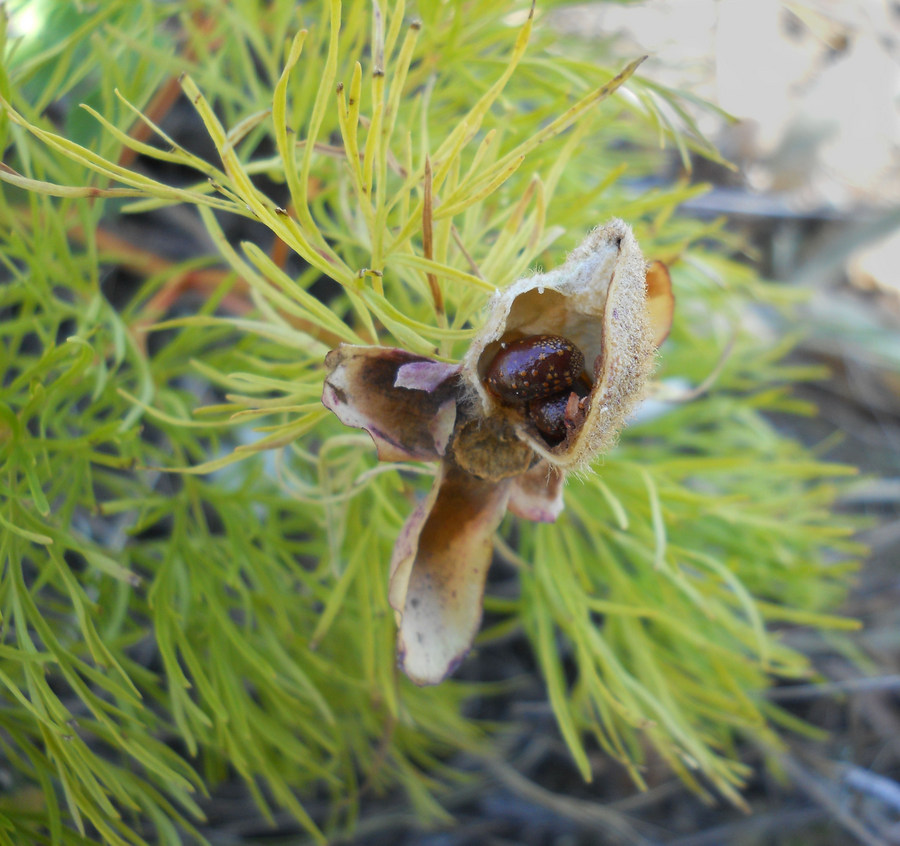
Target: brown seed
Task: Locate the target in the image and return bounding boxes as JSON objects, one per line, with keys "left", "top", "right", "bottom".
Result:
{"left": 484, "top": 335, "right": 584, "bottom": 403}
{"left": 528, "top": 379, "right": 591, "bottom": 443}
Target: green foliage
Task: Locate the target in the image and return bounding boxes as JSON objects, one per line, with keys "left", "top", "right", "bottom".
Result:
{"left": 0, "top": 0, "right": 862, "bottom": 843}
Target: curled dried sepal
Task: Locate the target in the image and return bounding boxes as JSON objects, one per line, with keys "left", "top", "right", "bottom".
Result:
{"left": 507, "top": 460, "right": 565, "bottom": 523}
{"left": 461, "top": 219, "right": 657, "bottom": 473}
{"left": 388, "top": 460, "right": 512, "bottom": 685}
{"left": 645, "top": 260, "right": 675, "bottom": 347}
{"left": 322, "top": 346, "right": 459, "bottom": 461}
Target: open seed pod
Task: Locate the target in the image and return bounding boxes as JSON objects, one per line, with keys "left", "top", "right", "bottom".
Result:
{"left": 461, "top": 219, "right": 658, "bottom": 472}
{"left": 321, "top": 219, "right": 672, "bottom": 684}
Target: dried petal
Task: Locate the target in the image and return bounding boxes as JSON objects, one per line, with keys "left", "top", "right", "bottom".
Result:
{"left": 322, "top": 345, "right": 459, "bottom": 461}
{"left": 645, "top": 260, "right": 675, "bottom": 347}
{"left": 507, "top": 460, "right": 565, "bottom": 523}
{"left": 389, "top": 461, "right": 512, "bottom": 685}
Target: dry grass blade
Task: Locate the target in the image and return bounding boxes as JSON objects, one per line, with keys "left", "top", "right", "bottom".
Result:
{"left": 778, "top": 753, "right": 886, "bottom": 846}
{"left": 422, "top": 155, "right": 445, "bottom": 324}
{"left": 482, "top": 757, "right": 657, "bottom": 846}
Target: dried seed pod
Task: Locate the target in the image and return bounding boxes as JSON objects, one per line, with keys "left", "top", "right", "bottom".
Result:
{"left": 484, "top": 334, "right": 584, "bottom": 403}
{"left": 460, "top": 219, "right": 656, "bottom": 472}
{"left": 321, "top": 219, "right": 673, "bottom": 686}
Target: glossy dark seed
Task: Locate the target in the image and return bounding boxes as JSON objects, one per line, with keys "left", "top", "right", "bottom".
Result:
{"left": 528, "top": 380, "right": 590, "bottom": 442}
{"left": 484, "top": 335, "right": 584, "bottom": 403}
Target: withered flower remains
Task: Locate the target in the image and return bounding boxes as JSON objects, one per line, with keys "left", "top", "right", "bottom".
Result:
{"left": 322, "top": 220, "right": 673, "bottom": 685}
